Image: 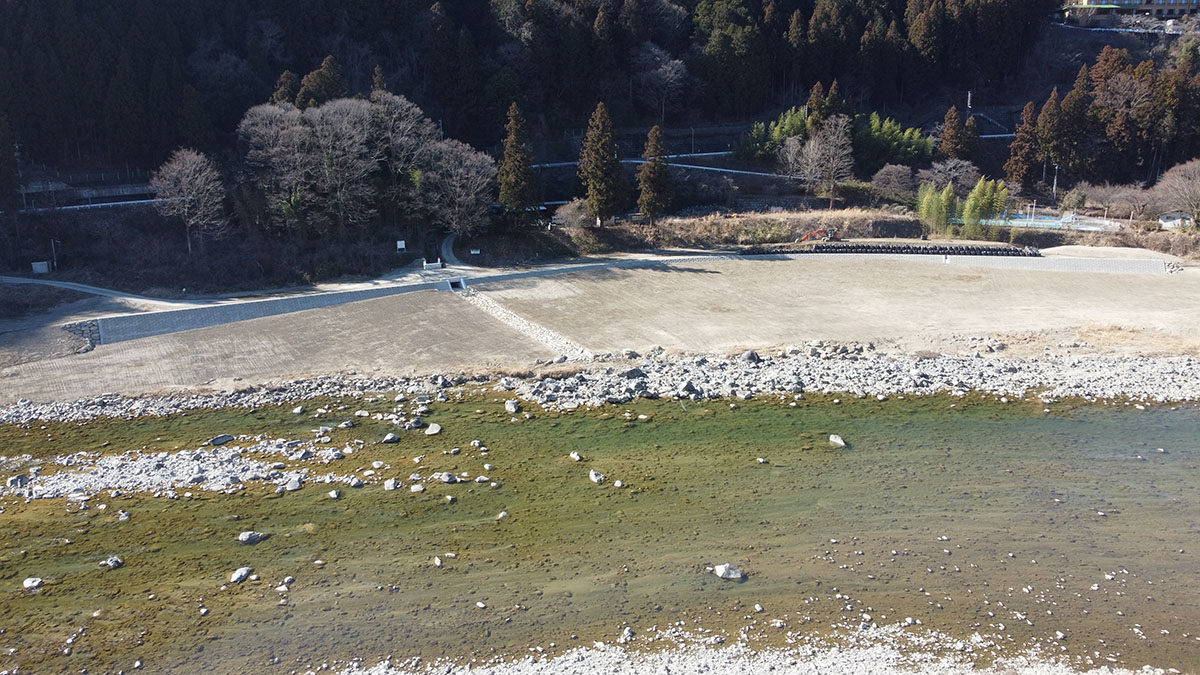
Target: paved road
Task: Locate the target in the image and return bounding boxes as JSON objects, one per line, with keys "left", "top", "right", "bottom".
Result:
{"left": 0, "top": 275, "right": 187, "bottom": 309}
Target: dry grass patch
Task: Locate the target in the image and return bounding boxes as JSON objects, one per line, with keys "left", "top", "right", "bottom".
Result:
{"left": 657, "top": 208, "right": 921, "bottom": 247}
{"left": 555, "top": 208, "right": 922, "bottom": 253}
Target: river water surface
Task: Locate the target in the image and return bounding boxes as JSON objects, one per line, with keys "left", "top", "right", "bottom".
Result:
{"left": 0, "top": 394, "right": 1196, "bottom": 673}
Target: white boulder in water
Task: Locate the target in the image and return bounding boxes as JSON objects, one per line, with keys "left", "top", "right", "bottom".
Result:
{"left": 230, "top": 567, "right": 252, "bottom": 584}
{"left": 829, "top": 434, "right": 846, "bottom": 447}
{"left": 23, "top": 577, "right": 44, "bottom": 590}
{"left": 713, "top": 563, "right": 744, "bottom": 580}
{"left": 425, "top": 423, "right": 442, "bottom": 436}
{"left": 589, "top": 469, "right": 606, "bottom": 484}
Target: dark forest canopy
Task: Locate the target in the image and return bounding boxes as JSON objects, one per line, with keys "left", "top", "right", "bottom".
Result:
{"left": 0, "top": 0, "right": 1058, "bottom": 170}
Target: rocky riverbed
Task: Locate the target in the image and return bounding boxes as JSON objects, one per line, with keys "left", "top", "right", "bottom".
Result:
{"left": 3, "top": 342, "right": 1198, "bottom": 425}
{"left": 2, "top": 346, "right": 1197, "bottom": 675}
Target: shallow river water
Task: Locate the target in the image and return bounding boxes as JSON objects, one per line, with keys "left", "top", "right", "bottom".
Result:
{"left": 0, "top": 394, "right": 1197, "bottom": 674}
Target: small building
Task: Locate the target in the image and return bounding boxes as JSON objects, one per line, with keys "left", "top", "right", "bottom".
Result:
{"left": 1158, "top": 211, "right": 1195, "bottom": 230}
{"left": 1064, "top": 0, "right": 1200, "bottom": 24}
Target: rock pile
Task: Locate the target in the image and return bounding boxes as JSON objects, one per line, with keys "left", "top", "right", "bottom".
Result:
{"left": 3, "top": 436, "right": 364, "bottom": 499}
{"left": 5, "top": 342, "right": 1200, "bottom": 427}
{"left": 498, "top": 344, "right": 1200, "bottom": 409}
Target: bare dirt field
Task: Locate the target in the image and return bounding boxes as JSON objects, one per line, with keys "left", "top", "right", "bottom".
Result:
{"left": 4, "top": 254, "right": 1200, "bottom": 403}
{"left": 476, "top": 256, "right": 1200, "bottom": 358}
{"left": 0, "top": 290, "right": 553, "bottom": 402}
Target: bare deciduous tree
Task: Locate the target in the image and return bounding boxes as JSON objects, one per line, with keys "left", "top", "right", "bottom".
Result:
{"left": 871, "top": 164, "right": 916, "bottom": 201}
{"left": 371, "top": 91, "right": 439, "bottom": 201}
{"left": 304, "top": 98, "right": 382, "bottom": 235}
{"left": 777, "top": 135, "right": 807, "bottom": 178}
{"left": 1080, "top": 181, "right": 1123, "bottom": 215}
{"left": 1116, "top": 186, "right": 1158, "bottom": 222}
{"left": 633, "top": 42, "right": 687, "bottom": 123}
{"left": 917, "top": 158, "right": 982, "bottom": 197}
{"left": 237, "top": 103, "right": 311, "bottom": 231}
{"left": 782, "top": 115, "right": 853, "bottom": 208}
{"left": 1157, "top": 158, "right": 1200, "bottom": 225}
{"left": 422, "top": 139, "right": 497, "bottom": 236}
{"left": 151, "top": 148, "right": 227, "bottom": 254}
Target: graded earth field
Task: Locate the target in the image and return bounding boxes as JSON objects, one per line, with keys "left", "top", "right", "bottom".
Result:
{"left": 474, "top": 256, "right": 1200, "bottom": 358}
{"left": 4, "top": 254, "right": 1200, "bottom": 403}
{"left": 1, "top": 393, "right": 1197, "bottom": 674}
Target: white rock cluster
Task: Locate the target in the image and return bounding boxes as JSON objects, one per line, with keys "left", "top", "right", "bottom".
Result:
{"left": 7, "top": 342, "right": 1199, "bottom": 426}
{"left": 499, "top": 346, "right": 1200, "bottom": 409}
{"left": 339, "top": 622, "right": 1164, "bottom": 675}
{"left": 3, "top": 436, "right": 361, "bottom": 499}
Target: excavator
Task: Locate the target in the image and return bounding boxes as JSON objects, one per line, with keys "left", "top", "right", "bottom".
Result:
{"left": 796, "top": 228, "right": 841, "bottom": 243}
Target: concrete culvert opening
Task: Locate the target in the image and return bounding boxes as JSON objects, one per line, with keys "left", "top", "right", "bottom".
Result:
{"left": 449, "top": 278, "right": 467, "bottom": 291}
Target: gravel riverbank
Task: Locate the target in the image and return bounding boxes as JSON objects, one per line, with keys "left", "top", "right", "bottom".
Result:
{"left": 340, "top": 624, "right": 1161, "bottom": 675}
{"left": 3, "top": 343, "right": 1198, "bottom": 425}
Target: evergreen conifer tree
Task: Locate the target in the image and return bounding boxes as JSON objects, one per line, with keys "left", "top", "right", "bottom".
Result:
{"left": 498, "top": 102, "right": 539, "bottom": 219}
{"left": 806, "top": 81, "right": 826, "bottom": 130}
{"left": 962, "top": 116, "right": 980, "bottom": 159}
{"left": 578, "top": 102, "right": 627, "bottom": 225}
{"left": 637, "top": 125, "right": 672, "bottom": 225}
{"left": 938, "top": 106, "right": 966, "bottom": 159}
{"left": 1061, "top": 66, "right": 1092, "bottom": 173}
{"left": 295, "top": 56, "right": 347, "bottom": 110}
{"left": 272, "top": 70, "right": 299, "bottom": 104}
{"left": 826, "top": 79, "right": 848, "bottom": 117}
{"left": 1004, "top": 102, "right": 1040, "bottom": 190}
{"left": 1037, "top": 87, "right": 1066, "bottom": 166}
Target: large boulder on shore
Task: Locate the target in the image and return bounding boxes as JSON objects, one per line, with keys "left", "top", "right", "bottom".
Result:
{"left": 713, "top": 563, "right": 744, "bottom": 580}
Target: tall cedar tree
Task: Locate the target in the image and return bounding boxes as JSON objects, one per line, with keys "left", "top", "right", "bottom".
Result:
{"left": 295, "top": 56, "right": 347, "bottom": 110}
{"left": 963, "top": 116, "right": 980, "bottom": 159}
{"left": 1037, "top": 88, "right": 1066, "bottom": 165}
{"left": 826, "top": 80, "right": 850, "bottom": 118}
{"left": 1004, "top": 102, "right": 1040, "bottom": 190}
{"left": 1061, "top": 65, "right": 1092, "bottom": 174}
{"left": 939, "top": 106, "right": 967, "bottom": 159}
{"left": 272, "top": 71, "right": 299, "bottom": 104}
{"left": 636, "top": 125, "right": 673, "bottom": 224}
{"left": 498, "top": 102, "right": 539, "bottom": 217}
{"left": 372, "top": 65, "right": 388, "bottom": 93}
{"left": 806, "top": 81, "right": 826, "bottom": 129}
{"left": 578, "top": 102, "right": 627, "bottom": 225}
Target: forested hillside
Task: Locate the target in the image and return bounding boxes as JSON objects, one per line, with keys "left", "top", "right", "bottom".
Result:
{"left": 0, "top": 0, "right": 1056, "bottom": 169}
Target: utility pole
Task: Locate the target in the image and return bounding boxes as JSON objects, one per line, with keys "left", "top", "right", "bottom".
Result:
{"left": 1052, "top": 164, "right": 1060, "bottom": 205}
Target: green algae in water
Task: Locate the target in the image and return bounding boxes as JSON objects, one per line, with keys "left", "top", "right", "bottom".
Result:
{"left": 0, "top": 395, "right": 1198, "bottom": 674}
